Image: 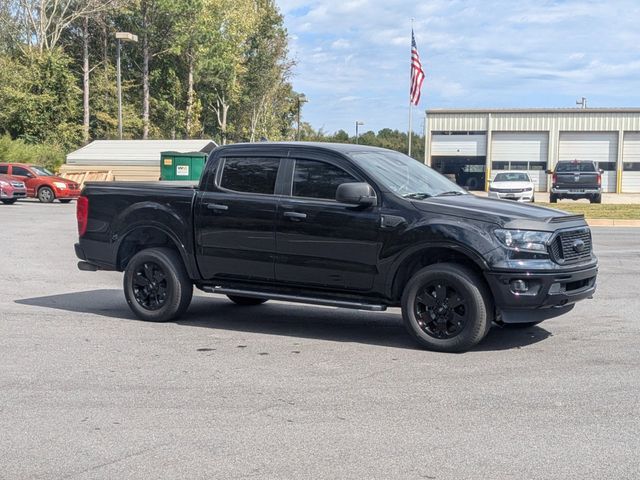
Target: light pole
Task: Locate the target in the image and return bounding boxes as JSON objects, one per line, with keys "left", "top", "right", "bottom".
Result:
{"left": 296, "top": 94, "right": 307, "bottom": 141}
{"left": 355, "top": 121, "right": 364, "bottom": 144}
{"left": 115, "top": 32, "right": 138, "bottom": 139}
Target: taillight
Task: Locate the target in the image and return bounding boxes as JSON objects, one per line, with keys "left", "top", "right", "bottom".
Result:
{"left": 597, "top": 173, "right": 602, "bottom": 186}
{"left": 552, "top": 173, "right": 557, "bottom": 185}
{"left": 77, "top": 196, "right": 89, "bottom": 237}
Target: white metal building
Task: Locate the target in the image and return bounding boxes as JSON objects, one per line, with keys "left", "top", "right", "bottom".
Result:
{"left": 61, "top": 139, "right": 217, "bottom": 181}
{"left": 424, "top": 108, "right": 640, "bottom": 193}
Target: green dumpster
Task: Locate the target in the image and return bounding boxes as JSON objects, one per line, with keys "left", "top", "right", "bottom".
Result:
{"left": 160, "top": 151, "right": 207, "bottom": 181}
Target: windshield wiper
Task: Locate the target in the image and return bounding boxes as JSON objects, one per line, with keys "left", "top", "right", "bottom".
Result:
{"left": 435, "top": 190, "right": 465, "bottom": 197}
{"left": 402, "top": 192, "right": 432, "bottom": 199}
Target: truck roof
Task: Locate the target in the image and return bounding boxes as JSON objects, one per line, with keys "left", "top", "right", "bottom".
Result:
{"left": 214, "top": 142, "right": 394, "bottom": 156}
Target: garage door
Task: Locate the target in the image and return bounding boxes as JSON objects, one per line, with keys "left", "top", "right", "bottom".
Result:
{"left": 622, "top": 133, "right": 640, "bottom": 192}
{"left": 491, "top": 132, "right": 548, "bottom": 191}
{"left": 431, "top": 133, "right": 486, "bottom": 156}
{"left": 559, "top": 132, "right": 618, "bottom": 192}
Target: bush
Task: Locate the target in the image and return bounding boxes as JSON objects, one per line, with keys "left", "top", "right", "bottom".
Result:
{"left": 0, "top": 135, "right": 66, "bottom": 172}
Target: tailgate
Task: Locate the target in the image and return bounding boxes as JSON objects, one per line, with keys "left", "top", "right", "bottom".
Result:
{"left": 555, "top": 172, "right": 599, "bottom": 188}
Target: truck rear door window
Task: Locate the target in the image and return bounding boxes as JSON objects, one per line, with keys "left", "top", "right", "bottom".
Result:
{"left": 219, "top": 157, "right": 280, "bottom": 195}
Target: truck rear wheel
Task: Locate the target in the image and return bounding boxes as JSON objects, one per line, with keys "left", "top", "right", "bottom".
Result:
{"left": 590, "top": 194, "right": 602, "bottom": 204}
{"left": 227, "top": 295, "right": 268, "bottom": 306}
{"left": 549, "top": 194, "right": 558, "bottom": 203}
{"left": 124, "top": 247, "right": 193, "bottom": 322}
{"left": 401, "top": 263, "right": 493, "bottom": 352}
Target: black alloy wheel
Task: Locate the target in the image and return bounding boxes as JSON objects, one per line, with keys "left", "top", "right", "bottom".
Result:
{"left": 123, "top": 247, "right": 193, "bottom": 322}
{"left": 401, "top": 263, "right": 493, "bottom": 352}
{"left": 132, "top": 261, "right": 169, "bottom": 310}
{"left": 414, "top": 281, "right": 468, "bottom": 339}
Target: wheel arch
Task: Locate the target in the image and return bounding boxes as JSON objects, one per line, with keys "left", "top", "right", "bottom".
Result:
{"left": 115, "top": 225, "right": 197, "bottom": 278}
{"left": 388, "top": 243, "right": 492, "bottom": 304}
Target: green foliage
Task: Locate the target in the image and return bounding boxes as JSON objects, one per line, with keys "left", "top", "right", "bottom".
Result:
{"left": 0, "top": 135, "right": 66, "bottom": 171}
{"left": 0, "top": 50, "right": 82, "bottom": 149}
{"left": 0, "top": 0, "right": 420, "bottom": 164}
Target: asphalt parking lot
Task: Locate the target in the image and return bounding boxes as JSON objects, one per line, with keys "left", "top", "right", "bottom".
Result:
{"left": 1, "top": 200, "right": 639, "bottom": 479}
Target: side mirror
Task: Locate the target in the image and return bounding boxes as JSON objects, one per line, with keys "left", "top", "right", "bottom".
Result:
{"left": 336, "top": 182, "right": 376, "bottom": 207}
{"left": 599, "top": 169, "right": 604, "bottom": 174}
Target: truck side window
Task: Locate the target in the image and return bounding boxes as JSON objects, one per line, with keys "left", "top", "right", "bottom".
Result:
{"left": 219, "top": 157, "right": 280, "bottom": 195}
{"left": 292, "top": 159, "right": 357, "bottom": 200}
{"left": 0, "top": 165, "right": 7, "bottom": 174}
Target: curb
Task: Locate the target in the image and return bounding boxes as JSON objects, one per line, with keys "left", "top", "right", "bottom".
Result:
{"left": 587, "top": 219, "right": 640, "bottom": 227}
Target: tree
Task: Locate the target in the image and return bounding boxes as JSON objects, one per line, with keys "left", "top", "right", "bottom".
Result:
{"left": 2, "top": 0, "right": 117, "bottom": 53}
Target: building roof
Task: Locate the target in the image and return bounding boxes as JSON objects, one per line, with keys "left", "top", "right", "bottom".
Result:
{"left": 426, "top": 107, "right": 640, "bottom": 115}
{"left": 66, "top": 139, "right": 217, "bottom": 166}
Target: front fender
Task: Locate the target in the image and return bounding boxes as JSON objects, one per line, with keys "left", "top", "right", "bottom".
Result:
{"left": 381, "top": 218, "right": 496, "bottom": 299}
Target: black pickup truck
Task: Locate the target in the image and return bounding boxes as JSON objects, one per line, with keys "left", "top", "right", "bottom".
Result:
{"left": 75, "top": 142, "right": 598, "bottom": 352}
{"left": 549, "top": 160, "right": 603, "bottom": 203}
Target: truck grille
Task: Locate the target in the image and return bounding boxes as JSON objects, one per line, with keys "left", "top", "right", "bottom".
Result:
{"left": 549, "top": 228, "right": 592, "bottom": 263}
{"left": 491, "top": 187, "right": 528, "bottom": 193}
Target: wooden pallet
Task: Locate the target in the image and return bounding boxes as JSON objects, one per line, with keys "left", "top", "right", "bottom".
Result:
{"left": 59, "top": 170, "right": 114, "bottom": 187}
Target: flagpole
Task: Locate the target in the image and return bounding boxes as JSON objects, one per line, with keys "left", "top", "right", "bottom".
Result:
{"left": 408, "top": 103, "right": 413, "bottom": 157}
{"left": 408, "top": 19, "right": 414, "bottom": 157}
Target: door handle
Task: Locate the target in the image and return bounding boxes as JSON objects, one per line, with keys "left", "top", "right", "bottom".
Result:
{"left": 206, "top": 203, "right": 229, "bottom": 211}
{"left": 283, "top": 211, "right": 307, "bottom": 221}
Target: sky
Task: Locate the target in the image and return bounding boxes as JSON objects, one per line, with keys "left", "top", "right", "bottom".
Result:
{"left": 277, "top": 0, "right": 640, "bottom": 135}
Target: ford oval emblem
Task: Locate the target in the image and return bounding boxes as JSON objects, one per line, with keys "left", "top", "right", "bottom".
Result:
{"left": 572, "top": 239, "right": 586, "bottom": 253}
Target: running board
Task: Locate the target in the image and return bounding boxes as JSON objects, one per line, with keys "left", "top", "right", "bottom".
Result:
{"left": 202, "top": 286, "right": 387, "bottom": 312}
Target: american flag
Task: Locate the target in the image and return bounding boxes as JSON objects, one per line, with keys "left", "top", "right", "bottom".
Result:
{"left": 410, "top": 29, "right": 425, "bottom": 106}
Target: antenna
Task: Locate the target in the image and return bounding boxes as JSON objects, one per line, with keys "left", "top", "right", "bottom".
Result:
{"left": 576, "top": 97, "right": 587, "bottom": 109}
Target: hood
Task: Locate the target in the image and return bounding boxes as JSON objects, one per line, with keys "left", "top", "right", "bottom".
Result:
{"left": 490, "top": 181, "right": 533, "bottom": 189}
{"left": 411, "top": 193, "right": 587, "bottom": 231}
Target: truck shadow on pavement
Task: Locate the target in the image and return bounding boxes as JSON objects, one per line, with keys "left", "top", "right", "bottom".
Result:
{"left": 15, "top": 289, "right": 551, "bottom": 352}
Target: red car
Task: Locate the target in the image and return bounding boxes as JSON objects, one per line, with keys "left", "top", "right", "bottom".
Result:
{"left": 0, "top": 163, "right": 80, "bottom": 203}
{"left": 0, "top": 174, "right": 27, "bottom": 204}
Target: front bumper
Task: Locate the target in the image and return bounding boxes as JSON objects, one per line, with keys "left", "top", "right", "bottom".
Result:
{"left": 0, "top": 188, "right": 27, "bottom": 199}
{"left": 485, "top": 265, "right": 598, "bottom": 323}
{"left": 488, "top": 191, "right": 534, "bottom": 202}
{"left": 55, "top": 188, "right": 81, "bottom": 199}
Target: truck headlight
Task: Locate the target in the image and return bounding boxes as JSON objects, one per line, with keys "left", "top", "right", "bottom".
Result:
{"left": 0, "top": 180, "right": 8, "bottom": 187}
{"left": 494, "top": 229, "right": 552, "bottom": 253}
{"left": 54, "top": 182, "right": 68, "bottom": 189}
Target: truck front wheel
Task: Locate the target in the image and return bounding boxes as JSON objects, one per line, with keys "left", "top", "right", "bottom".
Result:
{"left": 124, "top": 247, "right": 193, "bottom": 322}
{"left": 401, "top": 263, "right": 493, "bottom": 352}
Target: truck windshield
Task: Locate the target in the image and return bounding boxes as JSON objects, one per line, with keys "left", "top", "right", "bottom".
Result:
{"left": 556, "top": 162, "right": 596, "bottom": 172}
{"left": 349, "top": 150, "right": 466, "bottom": 198}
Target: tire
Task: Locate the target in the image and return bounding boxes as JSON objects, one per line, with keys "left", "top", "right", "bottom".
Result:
{"left": 227, "top": 295, "right": 268, "bottom": 306}
{"left": 1, "top": 199, "right": 17, "bottom": 205}
{"left": 590, "top": 194, "right": 602, "bottom": 204}
{"left": 123, "top": 247, "right": 193, "bottom": 322}
{"left": 401, "top": 263, "right": 493, "bottom": 353}
{"left": 549, "top": 194, "right": 558, "bottom": 203}
{"left": 531, "top": 196, "right": 535, "bottom": 203}
{"left": 59, "top": 199, "right": 72, "bottom": 204}
{"left": 38, "top": 186, "right": 55, "bottom": 203}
